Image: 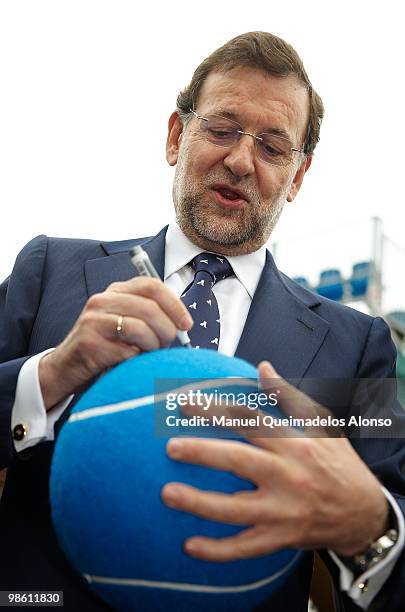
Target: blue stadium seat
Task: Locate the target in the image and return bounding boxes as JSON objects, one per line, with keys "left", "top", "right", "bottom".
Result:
{"left": 350, "top": 261, "right": 370, "bottom": 298}
{"left": 316, "top": 269, "right": 344, "bottom": 301}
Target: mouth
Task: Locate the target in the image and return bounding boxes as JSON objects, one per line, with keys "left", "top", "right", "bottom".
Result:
{"left": 211, "top": 183, "right": 249, "bottom": 210}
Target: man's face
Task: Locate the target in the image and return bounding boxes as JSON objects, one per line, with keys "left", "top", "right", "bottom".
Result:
{"left": 166, "top": 66, "right": 311, "bottom": 255}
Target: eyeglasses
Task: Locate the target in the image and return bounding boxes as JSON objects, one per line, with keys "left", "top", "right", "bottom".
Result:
{"left": 189, "top": 109, "right": 304, "bottom": 167}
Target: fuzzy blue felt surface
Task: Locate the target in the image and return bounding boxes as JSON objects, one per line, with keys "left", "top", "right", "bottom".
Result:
{"left": 50, "top": 349, "right": 302, "bottom": 611}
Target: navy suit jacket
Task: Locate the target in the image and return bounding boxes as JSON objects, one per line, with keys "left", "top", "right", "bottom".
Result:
{"left": 1, "top": 227, "right": 404, "bottom": 612}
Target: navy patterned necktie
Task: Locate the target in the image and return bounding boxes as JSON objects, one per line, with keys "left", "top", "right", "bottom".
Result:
{"left": 180, "top": 252, "right": 234, "bottom": 350}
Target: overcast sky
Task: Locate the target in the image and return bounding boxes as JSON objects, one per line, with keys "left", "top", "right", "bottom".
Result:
{"left": 1, "top": 0, "right": 404, "bottom": 311}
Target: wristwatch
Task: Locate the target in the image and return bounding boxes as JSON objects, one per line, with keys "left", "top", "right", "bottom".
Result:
{"left": 341, "top": 510, "right": 399, "bottom": 575}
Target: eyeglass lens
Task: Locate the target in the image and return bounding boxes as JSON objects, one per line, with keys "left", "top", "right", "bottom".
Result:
{"left": 199, "top": 114, "right": 296, "bottom": 166}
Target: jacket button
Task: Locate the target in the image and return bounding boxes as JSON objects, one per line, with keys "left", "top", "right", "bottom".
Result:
{"left": 13, "top": 423, "right": 28, "bottom": 441}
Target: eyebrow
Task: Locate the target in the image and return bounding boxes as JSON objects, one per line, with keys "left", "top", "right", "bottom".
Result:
{"left": 211, "top": 109, "right": 292, "bottom": 141}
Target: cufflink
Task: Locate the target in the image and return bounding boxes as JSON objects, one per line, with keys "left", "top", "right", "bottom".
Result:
{"left": 13, "top": 423, "right": 28, "bottom": 441}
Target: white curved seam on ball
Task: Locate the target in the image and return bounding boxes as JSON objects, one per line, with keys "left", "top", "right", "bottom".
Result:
{"left": 82, "top": 551, "right": 302, "bottom": 593}
{"left": 67, "top": 378, "right": 258, "bottom": 423}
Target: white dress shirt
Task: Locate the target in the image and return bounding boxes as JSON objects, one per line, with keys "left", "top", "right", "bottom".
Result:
{"left": 10, "top": 221, "right": 404, "bottom": 609}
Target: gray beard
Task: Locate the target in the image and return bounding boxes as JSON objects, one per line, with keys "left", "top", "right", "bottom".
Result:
{"left": 193, "top": 200, "right": 264, "bottom": 246}
{"left": 175, "top": 192, "right": 285, "bottom": 248}
{"left": 172, "top": 155, "right": 290, "bottom": 250}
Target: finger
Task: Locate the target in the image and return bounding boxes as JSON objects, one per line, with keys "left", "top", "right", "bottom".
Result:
{"left": 166, "top": 437, "right": 283, "bottom": 484}
{"left": 258, "top": 361, "right": 315, "bottom": 417}
{"left": 162, "top": 483, "right": 267, "bottom": 525}
{"left": 91, "top": 292, "right": 179, "bottom": 346}
{"left": 183, "top": 526, "right": 286, "bottom": 562}
{"left": 100, "top": 340, "right": 142, "bottom": 366}
{"left": 117, "top": 343, "right": 142, "bottom": 361}
{"left": 81, "top": 310, "right": 162, "bottom": 352}
{"left": 106, "top": 277, "right": 193, "bottom": 331}
{"left": 258, "top": 361, "right": 327, "bottom": 418}
{"left": 258, "top": 361, "right": 278, "bottom": 382}
{"left": 105, "top": 313, "right": 162, "bottom": 351}
{"left": 180, "top": 396, "right": 299, "bottom": 441}
{"left": 258, "top": 361, "right": 341, "bottom": 437}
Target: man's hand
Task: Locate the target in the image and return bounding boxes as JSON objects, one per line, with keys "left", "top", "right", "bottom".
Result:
{"left": 39, "top": 277, "right": 193, "bottom": 410}
{"left": 161, "top": 361, "right": 389, "bottom": 561}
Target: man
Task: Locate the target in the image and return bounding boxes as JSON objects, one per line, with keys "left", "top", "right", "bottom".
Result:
{"left": 0, "top": 31, "right": 404, "bottom": 611}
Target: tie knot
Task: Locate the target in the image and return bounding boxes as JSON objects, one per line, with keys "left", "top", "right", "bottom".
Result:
{"left": 191, "top": 252, "right": 233, "bottom": 284}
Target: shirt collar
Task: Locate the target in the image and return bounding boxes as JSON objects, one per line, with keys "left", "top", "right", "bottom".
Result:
{"left": 165, "top": 220, "right": 267, "bottom": 299}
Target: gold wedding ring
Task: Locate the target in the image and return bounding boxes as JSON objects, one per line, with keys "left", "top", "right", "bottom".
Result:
{"left": 116, "top": 314, "right": 124, "bottom": 338}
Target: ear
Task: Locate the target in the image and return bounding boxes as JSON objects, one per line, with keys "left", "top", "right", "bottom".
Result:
{"left": 166, "top": 111, "right": 184, "bottom": 166}
{"left": 287, "top": 155, "right": 312, "bottom": 202}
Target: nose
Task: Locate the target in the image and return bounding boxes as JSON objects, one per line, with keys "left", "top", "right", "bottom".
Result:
{"left": 223, "top": 134, "right": 256, "bottom": 178}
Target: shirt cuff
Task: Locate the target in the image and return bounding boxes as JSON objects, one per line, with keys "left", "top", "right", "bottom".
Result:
{"left": 11, "top": 349, "right": 73, "bottom": 451}
{"left": 328, "top": 487, "right": 405, "bottom": 609}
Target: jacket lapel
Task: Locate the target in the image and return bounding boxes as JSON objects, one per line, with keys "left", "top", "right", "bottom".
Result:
{"left": 84, "top": 226, "right": 168, "bottom": 296}
{"left": 235, "top": 251, "right": 330, "bottom": 378}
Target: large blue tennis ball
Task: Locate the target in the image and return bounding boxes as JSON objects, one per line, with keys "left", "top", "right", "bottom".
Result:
{"left": 50, "top": 348, "right": 302, "bottom": 611}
